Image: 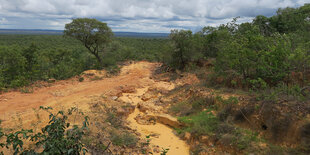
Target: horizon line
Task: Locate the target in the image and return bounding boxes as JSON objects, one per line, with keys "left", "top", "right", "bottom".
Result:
{"left": 0, "top": 28, "right": 170, "bottom": 34}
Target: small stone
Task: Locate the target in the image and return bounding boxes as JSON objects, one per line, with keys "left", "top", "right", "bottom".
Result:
{"left": 48, "top": 78, "right": 56, "bottom": 83}
{"left": 111, "top": 96, "right": 118, "bottom": 100}
{"left": 153, "top": 147, "right": 160, "bottom": 153}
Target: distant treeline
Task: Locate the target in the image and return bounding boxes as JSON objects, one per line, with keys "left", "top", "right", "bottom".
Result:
{"left": 0, "top": 29, "right": 169, "bottom": 38}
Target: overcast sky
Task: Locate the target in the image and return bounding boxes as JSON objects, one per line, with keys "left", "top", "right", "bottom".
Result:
{"left": 0, "top": 0, "right": 309, "bottom": 32}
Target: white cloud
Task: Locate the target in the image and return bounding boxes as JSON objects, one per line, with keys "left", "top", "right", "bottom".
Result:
{"left": 0, "top": 18, "right": 8, "bottom": 24}
{"left": 0, "top": 0, "right": 309, "bottom": 32}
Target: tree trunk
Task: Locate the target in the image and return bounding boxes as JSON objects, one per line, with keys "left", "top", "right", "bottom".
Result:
{"left": 94, "top": 53, "right": 103, "bottom": 68}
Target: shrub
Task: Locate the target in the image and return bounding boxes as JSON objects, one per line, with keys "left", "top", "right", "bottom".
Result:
{"left": 79, "top": 77, "right": 84, "bottom": 82}
{"left": 168, "top": 29, "right": 202, "bottom": 70}
{"left": 0, "top": 106, "right": 89, "bottom": 155}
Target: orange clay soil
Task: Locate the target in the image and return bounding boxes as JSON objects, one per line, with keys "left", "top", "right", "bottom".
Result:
{"left": 0, "top": 61, "right": 190, "bottom": 155}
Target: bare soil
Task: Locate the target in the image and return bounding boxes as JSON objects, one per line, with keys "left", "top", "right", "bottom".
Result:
{"left": 0, "top": 61, "right": 190, "bottom": 154}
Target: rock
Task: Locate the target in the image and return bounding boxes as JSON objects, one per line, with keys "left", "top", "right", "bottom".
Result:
{"left": 135, "top": 132, "right": 141, "bottom": 136}
{"left": 135, "top": 114, "right": 155, "bottom": 125}
{"left": 141, "top": 91, "right": 158, "bottom": 101}
{"left": 116, "top": 91, "right": 123, "bottom": 97}
{"left": 200, "top": 136, "right": 209, "bottom": 143}
{"left": 150, "top": 133, "right": 160, "bottom": 138}
{"left": 148, "top": 113, "right": 184, "bottom": 128}
{"left": 153, "top": 147, "right": 160, "bottom": 153}
{"left": 82, "top": 70, "right": 106, "bottom": 77}
{"left": 111, "top": 96, "right": 118, "bottom": 100}
{"left": 116, "top": 106, "right": 135, "bottom": 117}
{"left": 137, "top": 103, "right": 149, "bottom": 112}
{"left": 137, "top": 102, "right": 161, "bottom": 112}
{"left": 119, "top": 85, "right": 136, "bottom": 93}
{"left": 184, "top": 132, "right": 191, "bottom": 141}
{"left": 48, "top": 78, "right": 56, "bottom": 83}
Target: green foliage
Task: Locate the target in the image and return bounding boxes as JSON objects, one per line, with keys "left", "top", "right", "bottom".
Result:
{"left": 0, "top": 107, "right": 89, "bottom": 155}
{"left": 232, "top": 128, "right": 259, "bottom": 150}
{"left": 165, "top": 4, "right": 309, "bottom": 90}
{"left": 210, "top": 6, "right": 309, "bottom": 88}
{"left": 168, "top": 29, "right": 202, "bottom": 70}
{"left": 249, "top": 78, "right": 268, "bottom": 90}
{"left": 270, "top": 4, "right": 310, "bottom": 33}
{"left": 223, "top": 96, "right": 239, "bottom": 105}
{"left": 64, "top": 18, "right": 113, "bottom": 66}
{"left": 105, "top": 109, "right": 123, "bottom": 128}
{"left": 19, "top": 87, "right": 34, "bottom": 93}
{"left": 160, "top": 148, "right": 169, "bottom": 155}
{"left": 169, "top": 101, "right": 192, "bottom": 116}
{"left": 178, "top": 110, "right": 219, "bottom": 136}
{"left": 0, "top": 46, "right": 28, "bottom": 88}
{"left": 78, "top": 77, "right": 84, "bottom": 82}
{"left": 110, "top": 131, "right": 137, "bottom": 147}
{"left": 257, "top": 83, "right": 307, "bottom": 101}
{"left": 215, "top": 25, "right": 292, "bottom": 86}
{"left": 198, "top": 26, "right": 231, "bottom": 58}
{"left": 169, "top": 96, "right": 216, "bottom": 116}
{"left": 0, "top": 35, "right": 168, "bottom": 91}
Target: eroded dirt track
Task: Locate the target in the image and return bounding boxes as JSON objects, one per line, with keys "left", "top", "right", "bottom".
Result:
{"left": 0, "top": 61, "right": 189, "bottom": 154}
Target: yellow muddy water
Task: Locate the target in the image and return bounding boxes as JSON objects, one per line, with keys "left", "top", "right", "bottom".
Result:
{"left": 123, "top": 87, "right": 190, "bottom": 155}
{"left": 0, "top": 61, "right": 190, "bottom": 154}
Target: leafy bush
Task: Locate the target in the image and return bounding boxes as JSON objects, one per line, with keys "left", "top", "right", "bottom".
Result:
{"left": 0, "top": 106, "right": 89, "bottom": 155}
{"left": 168, "top": 29, "right": 202, "bottom": 70}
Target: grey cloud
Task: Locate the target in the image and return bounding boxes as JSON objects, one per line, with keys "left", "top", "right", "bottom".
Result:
{"left": 0, "top": 0, "right": 309, "bottom": 32}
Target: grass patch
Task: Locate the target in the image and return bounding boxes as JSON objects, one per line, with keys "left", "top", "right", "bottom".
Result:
{"left": 178, "top": 110, "right": 219, "bottom": 136}
{"left": 232, "top": 128, "right": 260, "bottom": 150}
{"left": 105, "top": 109, "right": 123, "bottom": 128}
{"left": 90, "top": 76, "right": 104, "bottom": 81}
{"left": 19, "top": 87, "right": 34, "bottom": 93}
{"left": 169, "top": 96, "right": 216, "bottom": 116}
{"left": 110, "top": 131, "right": 138, "bottom": 147}
{"left": 169, "top": 101, "right": 191, "bottom": 116}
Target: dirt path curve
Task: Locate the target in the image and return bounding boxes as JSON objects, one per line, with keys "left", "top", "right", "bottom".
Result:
{"left": 0, "top": 62, "right": 152, "bottom": 128}
{"left": 0, "top": 61, "right": 189, "bottom": 155}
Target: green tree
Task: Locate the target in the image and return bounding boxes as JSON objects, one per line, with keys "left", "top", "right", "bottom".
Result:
{"left": 169, "top": 29, "right": 200, "bottom": 70}
{"left": 64, "top": 18, "right": 113, "bottom": 67}
{"left": 0, "top": 47, "right": 27, "bottom": 88}
{"left": 22, "top": 43, "right": 39, "bottom": 81}
{"left": 252, "top": 15, "right": 275, "bottom": 36}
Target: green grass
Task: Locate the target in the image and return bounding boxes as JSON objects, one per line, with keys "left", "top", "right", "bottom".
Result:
{"left": 110, "top": 131, "right": 138, "bottom": 147}
{"left": 232, "top": 128, "right": 260, "bottom": 150}
{"left": 169, "top": 96, "right": 217, "bottom": 116}
{"left": 178, "top": 110, "right": 219, "bottom": 136}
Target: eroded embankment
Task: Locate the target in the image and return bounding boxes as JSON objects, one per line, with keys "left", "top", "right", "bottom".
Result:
{"left": 0, "top": 61, "right": 190, "bottom": 154}
{"left": 120, "top": 86, "right": 190, "bottom": 155}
